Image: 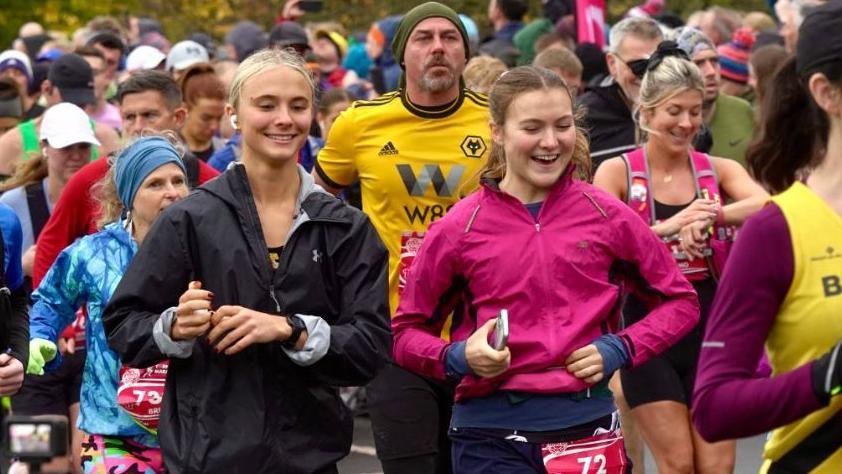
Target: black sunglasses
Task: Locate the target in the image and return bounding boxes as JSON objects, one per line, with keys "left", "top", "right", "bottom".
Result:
{"left": 616, "top": 56, "right": 649, "bottom": 79}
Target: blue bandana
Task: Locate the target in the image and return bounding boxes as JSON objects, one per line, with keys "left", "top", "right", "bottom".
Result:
{"left": 114, "top": 136, "right": 187, "bottom": 210}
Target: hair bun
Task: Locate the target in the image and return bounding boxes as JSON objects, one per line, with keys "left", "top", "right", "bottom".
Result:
{"left": 647, "top": 40, "right": 690, "bottom": 73}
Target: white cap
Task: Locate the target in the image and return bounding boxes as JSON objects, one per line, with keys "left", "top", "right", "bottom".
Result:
{"left": 39, "top": 103, "right": 101, "bottom": 149}
{"left": 166, "top": 40, "right": 209, "bottom": 71}
{"left": 126, "top": 45, "right": 166, "bottom": 72}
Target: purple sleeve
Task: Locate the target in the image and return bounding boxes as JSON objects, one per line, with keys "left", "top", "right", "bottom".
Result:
{"left": 692, "top": 203, "right": 824, "bottom": 442}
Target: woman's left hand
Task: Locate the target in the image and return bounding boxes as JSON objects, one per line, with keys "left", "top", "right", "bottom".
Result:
{"left": 566, "top": 344, "right": 605, "bottom": 384}
{"left": 207, "top": 306, "right": 290, "bottom": 355}
{"left": 678, "top": 219, "right": 712, "bottom": 259}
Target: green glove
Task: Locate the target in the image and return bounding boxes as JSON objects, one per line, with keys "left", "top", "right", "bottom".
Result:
{"left": 27, "top": 339, "right": 58, "bottom": 376}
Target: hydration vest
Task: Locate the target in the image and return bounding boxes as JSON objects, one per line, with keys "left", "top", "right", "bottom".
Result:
{"left": 622, "top": 147, "right": 735, "bottom": 281}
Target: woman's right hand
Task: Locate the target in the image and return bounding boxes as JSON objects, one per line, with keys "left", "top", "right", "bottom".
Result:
{"left": 465, "top": 319, "right": 511, "bottom": 378}
{"left": 171, "top": 281, "right": 214, "bottom": 341}
{"left": 656, "top": 199, "right": 718, "bottom": 236}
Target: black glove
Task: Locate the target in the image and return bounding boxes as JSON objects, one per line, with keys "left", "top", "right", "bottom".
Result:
{"left": 812, "top": 340, "right": 842, "bottom": 404}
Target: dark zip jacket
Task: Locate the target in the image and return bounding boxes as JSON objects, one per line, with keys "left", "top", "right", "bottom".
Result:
{"left": 577, "top": 77, "right": 638, "bottom": 173}
{"left": 104, "top": 164, "right": 390, "bottom": 473}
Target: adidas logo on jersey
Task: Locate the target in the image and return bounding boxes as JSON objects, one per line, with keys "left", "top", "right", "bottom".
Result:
{"left": 378, "top": 141, "right": 399, "bottom": 156}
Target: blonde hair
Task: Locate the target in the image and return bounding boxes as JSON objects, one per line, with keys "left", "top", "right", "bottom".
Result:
{"left": 93, "top": 131, "right": 186, "bottom": 229}
{"left": 463, "top": 56, "right": 508, "bottom": 94}
{"left": 480, "top": 66, "right": 591, "bottom": 182}
{"left": 635, "top": 56, "right": 704, "bottom": 139}
{"left": 229, "top": 48, "right": 316, "bottom": 111}
{"left": 0, "top": 152, "right": 47, "bottom": 193}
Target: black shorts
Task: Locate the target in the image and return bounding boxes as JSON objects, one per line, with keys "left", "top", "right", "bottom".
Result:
{"left": 11, "top": 350, "right": 85, "bottom": 416}
{"left": 621, "top": 278, "right": 716, "bottom": 409}
{"left": 367, "top": 362, "right": 456, "bottom": 463}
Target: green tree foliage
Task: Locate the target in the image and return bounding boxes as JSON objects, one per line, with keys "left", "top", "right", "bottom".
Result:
{"left": 1, "top": 0, "right": 771, "bottom": 53}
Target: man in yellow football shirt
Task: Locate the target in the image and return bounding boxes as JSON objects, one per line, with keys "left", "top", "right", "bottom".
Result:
{"left": 314, "top": 3, "right": 489, "bottom": 472}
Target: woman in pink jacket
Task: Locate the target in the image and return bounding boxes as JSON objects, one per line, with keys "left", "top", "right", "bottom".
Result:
{"left": 391, "top": 66, "right": 700, "bottom": 473}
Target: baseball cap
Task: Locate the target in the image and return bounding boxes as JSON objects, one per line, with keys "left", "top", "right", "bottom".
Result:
{"left": 269, "top": 22, "right": 310, "bottom": 50}
{"left": 796, "top": 0, "right": 842, "bottom": 77}
{"left": 0, "top": 50, "right": 33, "bottom": 85}
{"left": 166, "top": 40, "right": 209, "bottom": 71}
{"left": 126, "top": 45, "right": 166, "bottom": 72}
{"left": 48, "top": 54, "right": 96, "bottom": 107}
{"left": 39, "top": 102, "right": 101, "bottom": 149}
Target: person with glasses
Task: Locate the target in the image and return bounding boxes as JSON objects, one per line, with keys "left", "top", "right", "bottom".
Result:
{"left": 578, "top": 16, "right": 662, "bottom": 174}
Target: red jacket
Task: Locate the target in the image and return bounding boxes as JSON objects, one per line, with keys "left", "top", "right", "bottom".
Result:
{"left": 33, "top": 157, "right": 218, "bottom": 286}
{"left": 392, "top": 168, "right": 700, "bottom": 401}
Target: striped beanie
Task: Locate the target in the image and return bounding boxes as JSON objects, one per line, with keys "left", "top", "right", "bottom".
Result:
{"left": 718, "top": 28, "right": 756, "bottom": 85}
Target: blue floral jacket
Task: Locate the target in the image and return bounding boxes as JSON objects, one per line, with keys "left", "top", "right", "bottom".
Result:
{"left": 30, "top": 221, "right": 156, "bottom": 446}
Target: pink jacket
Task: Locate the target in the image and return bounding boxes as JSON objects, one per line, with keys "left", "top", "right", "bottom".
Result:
{"left": 392, "top": 169, "right": 700, "bottom": 401}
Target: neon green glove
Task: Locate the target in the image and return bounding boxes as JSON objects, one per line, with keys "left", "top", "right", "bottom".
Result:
{"left": 27, "top": 339, "right": 57, "bottom": 375}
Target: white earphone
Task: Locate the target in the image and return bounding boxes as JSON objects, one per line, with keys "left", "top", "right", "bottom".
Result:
{"left": 230, "top": 114, "right": 238, "bottom": 130}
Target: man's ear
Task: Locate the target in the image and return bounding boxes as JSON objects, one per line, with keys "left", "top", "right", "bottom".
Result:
{"left": 173, "top": 105, "right": 187, "bottom": 129}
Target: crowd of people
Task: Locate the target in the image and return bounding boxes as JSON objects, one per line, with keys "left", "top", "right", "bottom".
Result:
{"left": 0, "top": 0, "right": 838, "bottom": 473}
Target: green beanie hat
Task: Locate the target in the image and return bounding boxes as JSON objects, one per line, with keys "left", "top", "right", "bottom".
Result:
{"left": 391, "top": 2, "right": 471, "bottom": 68}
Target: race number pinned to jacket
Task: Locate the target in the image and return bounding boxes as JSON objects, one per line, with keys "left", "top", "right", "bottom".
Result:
{"left": 118, "top": 360, "right": 169, "bottom": 433}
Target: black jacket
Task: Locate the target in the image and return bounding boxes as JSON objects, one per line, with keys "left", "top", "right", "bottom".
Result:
{"left": 104, "top": 164, "right": 390, "bottom": 474}
{"left": 578, "top": 77, "right": 638, "bottom": 173}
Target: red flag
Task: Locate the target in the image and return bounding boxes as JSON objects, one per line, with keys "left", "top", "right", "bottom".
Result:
{"left": 576, "top": 0, "right": 607, "bottom": 48}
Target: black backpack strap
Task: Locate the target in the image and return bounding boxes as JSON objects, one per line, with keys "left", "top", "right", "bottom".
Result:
{"left": 767, "top": 412, "right": 842, "bottom": 473}
{"left": 183, "top": 153, "right": 201, "bottom": 189}
{"left": 25, "top": 180, "right": 50, "bottom": 240}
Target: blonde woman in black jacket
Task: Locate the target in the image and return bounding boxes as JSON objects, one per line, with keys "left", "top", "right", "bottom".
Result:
{"left": 103, "top": 48, "right": 391, "bottom": 474}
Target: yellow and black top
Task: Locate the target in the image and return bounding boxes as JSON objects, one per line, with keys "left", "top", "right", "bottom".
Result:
{"left": 316, "top": 88, "right": 489, "bottom": 318}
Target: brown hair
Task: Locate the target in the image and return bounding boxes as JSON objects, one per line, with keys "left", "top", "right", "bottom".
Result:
{"left": 747, "top": 57, "right": 842, "bottom": 193}
{"left": 750, "top": 45, "right": 789, "bottom": 109}
{"left": 317, "top": 88, "right": 356, "bottom": 115}
{"left": 533, "top": 48, "right": 583, "bottom": 77}
{"left": 480, "top": 66, "right": 591, "bottom": 182}
{"left": 179, "top": 63, "right": 225, "bottom": 107}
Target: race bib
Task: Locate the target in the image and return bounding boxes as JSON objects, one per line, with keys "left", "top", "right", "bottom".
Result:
{"left": 398, "top": 231, "right": 425, "bottom": 294}
{"left": 542, "top": 429, "right": 628, "bottom": 474}
{"left": 117, "top": 361, "right": 169, "bottom": 432}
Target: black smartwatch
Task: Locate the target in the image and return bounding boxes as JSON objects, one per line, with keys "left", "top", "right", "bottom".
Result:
{"left": 283, "top": 315, "right": 306, "bottom": 348}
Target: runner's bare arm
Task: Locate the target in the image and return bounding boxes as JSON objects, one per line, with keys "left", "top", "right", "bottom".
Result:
{"left": 713, "top": 157, "right": 769, "bottom": 226}
{"left": 592, "top": 156, "right": 628, "bottom": 201}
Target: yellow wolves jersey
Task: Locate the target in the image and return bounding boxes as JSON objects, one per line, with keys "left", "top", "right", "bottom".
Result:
{"left": 316, "top": 89, "right": 489, "bottom": 318}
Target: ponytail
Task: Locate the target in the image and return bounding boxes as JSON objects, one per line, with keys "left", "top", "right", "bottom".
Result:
{"left": 747, "top": 57, "right": 827, "bottom": 194}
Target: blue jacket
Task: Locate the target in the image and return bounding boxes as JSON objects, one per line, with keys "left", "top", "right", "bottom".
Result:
{"left": 30, "top": 221, "right": 156, "bottom": 446}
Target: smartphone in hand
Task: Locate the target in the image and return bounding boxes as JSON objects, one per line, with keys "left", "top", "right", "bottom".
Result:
{"left": 493, "top": 309, "right": 509, "bottom": 351}
{"left": 298, "top": 0, "right": 323, "bottom": 12}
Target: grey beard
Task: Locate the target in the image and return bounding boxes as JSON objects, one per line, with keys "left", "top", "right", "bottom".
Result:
{"left": 418, "top": 70, "right": 456, "bottom": 93}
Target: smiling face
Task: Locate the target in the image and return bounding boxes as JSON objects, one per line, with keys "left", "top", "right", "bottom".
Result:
{"left": 235, "top": 65, "right": 314, "bottom": 165}
{"left": 607, "top": 35, "right": 660, "bottom": 105}
{"left": 403, "top": 17, "right": 466, "bottom": 96}
{"left": 494, "top": 87, "right": 577, "bottom": 202}
{"left": 643, "top": 88, "right": 704, "bottom": 154}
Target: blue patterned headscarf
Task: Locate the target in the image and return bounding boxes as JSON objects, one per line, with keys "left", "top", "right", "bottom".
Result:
{"left": 114, "top": 136, "right": 187, "bottom": 209}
